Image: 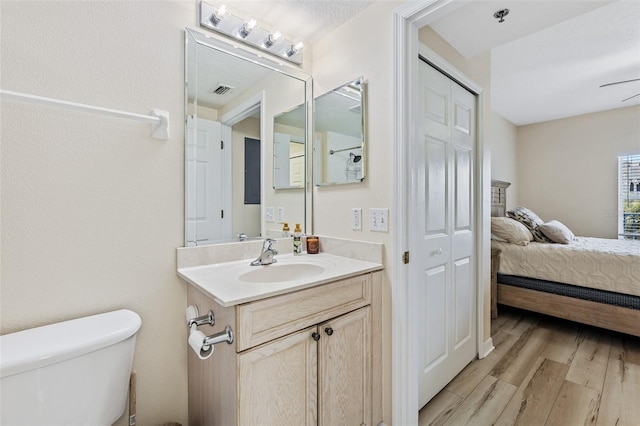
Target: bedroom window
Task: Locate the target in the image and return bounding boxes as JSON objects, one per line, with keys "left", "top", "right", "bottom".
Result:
{"left": 618, "top": 154, "right": 640, "bottom": 240}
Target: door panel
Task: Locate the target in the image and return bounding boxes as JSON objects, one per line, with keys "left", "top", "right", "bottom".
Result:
{"left": 453, "top": 258, "right": 472, "bottom": 347}
{"left": 425, "top": 137, "right": 448, "bottom": 235}
{"left": 424, "top": 266, "right": 447, "bottom": 370}
{"left": 319, "top": 307, "right": 371, "bottom": 426}
{"left": 415, "top": 59, "right": 477, "bottom": 409}
{"left": 455, "top": 147, "right": 471, "bottom": 230}
{"left": 238, "top": 327, "right": 317, "bottom": 426}
{"left": 186, "top": 117, "right": 229, "bottom": 245}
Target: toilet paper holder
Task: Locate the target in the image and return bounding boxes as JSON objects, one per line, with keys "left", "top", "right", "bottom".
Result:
{"left": 203, "top": 325, "right": 234, "bottom": 347}
{"left": 186, "top": 305, "right": 234, "bottom": 348}
{"left": 187, "top": 309, "right": 215, "bottom": 328}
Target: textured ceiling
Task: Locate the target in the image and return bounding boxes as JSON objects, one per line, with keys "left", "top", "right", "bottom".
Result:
{"left": 197, "top": 1, "right": 640, "bottom": 126}
{"left": 222, "top": 0, "right": 376, "bottom": 43}
{"left": 429, "top": 0, "right": 640, "bottom": 125}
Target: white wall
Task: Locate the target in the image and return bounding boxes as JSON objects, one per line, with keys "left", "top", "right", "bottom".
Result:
{"left": 517, "top": 105, "right": 640, "bottom": 238}
{"left": 311, "top": 1, "right": 401, "bottom": 421}
{"left": 491, "top": 111, "right": 519, "bottom": 209}
{"left": 1, "top": 2, "right": 199, "bottom": 424}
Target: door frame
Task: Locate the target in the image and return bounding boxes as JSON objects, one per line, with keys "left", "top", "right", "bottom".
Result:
{"left": 392, "top": 1, "right": 492, "bottom": 424}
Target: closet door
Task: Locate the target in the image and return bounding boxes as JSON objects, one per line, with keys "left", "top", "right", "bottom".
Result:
{"left": 412, "top": 60, "right": 477, "bottom": 408}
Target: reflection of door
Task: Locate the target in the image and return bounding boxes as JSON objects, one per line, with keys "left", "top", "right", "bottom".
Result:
{"left": 412, "top": 60, "right": 477, "bottom": 408}
{"left": 289, "top": 141, "right": 305, "bottom": 187}
{"left": 274, "top": 132, "right": 290, "bottom": 188}
{"left": 186, "top": 117, "right": 231, "bottom": 245}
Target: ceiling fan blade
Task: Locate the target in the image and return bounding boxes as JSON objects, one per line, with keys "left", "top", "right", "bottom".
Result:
{"left": 600, "top": 78, "right": 640, "bottom": 88}
{"left": 621, "top": 93, "right": 640, "bottom": 102}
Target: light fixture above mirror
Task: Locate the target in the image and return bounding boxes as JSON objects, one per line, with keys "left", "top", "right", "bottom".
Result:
{"left": 199, "top": 1, "right": 304, "bottom": 65}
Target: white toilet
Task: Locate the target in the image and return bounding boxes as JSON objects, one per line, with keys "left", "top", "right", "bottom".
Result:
{"left": 0, "top": 309, "right": 142, "bottom": 426}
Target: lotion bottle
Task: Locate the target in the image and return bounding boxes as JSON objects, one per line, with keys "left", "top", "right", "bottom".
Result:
{"left": 282, "top": 222, "right": 290, "bottom": 237}
{"left": 293, "top": 223, "right": 302, "bottom": 255}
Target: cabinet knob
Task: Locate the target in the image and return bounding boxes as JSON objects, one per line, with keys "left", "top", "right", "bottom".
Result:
{"left": 312, "top": 332, "right": 321, "bottom": 341}
{"left": 324, "top": 327, "right": 334, "bottom": 336}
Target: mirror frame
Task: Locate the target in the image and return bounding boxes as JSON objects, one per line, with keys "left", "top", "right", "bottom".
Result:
{"left": 313, "top": 77, "right": 367, "bottom": 186}
{"left": 184, "top": 28, "right": 313, "bottom": 246}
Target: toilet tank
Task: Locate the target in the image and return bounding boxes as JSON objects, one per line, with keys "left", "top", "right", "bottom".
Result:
{"left": 0, "top": 309, "right": 142, "bottom": 426}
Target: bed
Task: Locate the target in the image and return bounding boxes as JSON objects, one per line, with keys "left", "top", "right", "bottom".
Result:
{"left": 491, "top": 180, "right": 640, "bottom": 337}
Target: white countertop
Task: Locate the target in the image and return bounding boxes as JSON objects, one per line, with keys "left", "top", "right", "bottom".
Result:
{"left": 177, "top": 252, "right": 383, "bottom": 307}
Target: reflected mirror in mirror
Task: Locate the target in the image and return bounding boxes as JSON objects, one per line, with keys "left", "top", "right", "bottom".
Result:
{"left": 313, "top": 77, "right": 366, "bottom": 186}
{"left": 185, "top": 28, "right": 310, "bottom": 247}
{"left": 274, "top": 104, "right": 305, "bottom": 189}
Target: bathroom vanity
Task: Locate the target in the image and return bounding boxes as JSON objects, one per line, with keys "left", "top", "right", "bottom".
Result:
{"left": 178, "top": 252, "right": 383, "bottom": 426}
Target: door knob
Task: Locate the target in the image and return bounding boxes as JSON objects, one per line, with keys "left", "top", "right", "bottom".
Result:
{"left": 312, "top": 332, "right": 321, "bottom": 341}
{"left": 324, "top": 327, "right": 334, "bottom": 336}
{"left": 432, "top": 248, "right": 443, "bottom": 256}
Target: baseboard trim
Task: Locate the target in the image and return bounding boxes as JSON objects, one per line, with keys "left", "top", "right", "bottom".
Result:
{"left": 480, "top": 337, "right": 494, "bottom": 359}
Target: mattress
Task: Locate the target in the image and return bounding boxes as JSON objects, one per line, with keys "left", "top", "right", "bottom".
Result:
{"left": 497, "top": 273, "right": 640, "bottom": 310}
{"left": 492, "top": 237, "right": 640, "bottom": 297}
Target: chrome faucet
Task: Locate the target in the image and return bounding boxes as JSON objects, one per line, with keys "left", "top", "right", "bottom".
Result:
{"left": 250, "top": 238, "right": 278, "bottom": 266}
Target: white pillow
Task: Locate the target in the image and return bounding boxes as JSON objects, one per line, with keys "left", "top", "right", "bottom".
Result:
{"left": 491, "top": 233, "right": 508, "bottom": 242}
{"left": 491, "top": 217, "right": 533, "bottom": 246}
{"left": 539, "top": 220, "right": 575, "bottom": 244}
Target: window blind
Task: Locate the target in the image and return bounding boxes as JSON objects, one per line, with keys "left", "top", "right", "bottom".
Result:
{"left": 618, "top": 154, "right": 640, "bottom": 239}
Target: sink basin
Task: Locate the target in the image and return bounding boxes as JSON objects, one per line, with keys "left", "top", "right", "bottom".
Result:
{"left": 238, "top": 263, "right": 325, "bottom": 283}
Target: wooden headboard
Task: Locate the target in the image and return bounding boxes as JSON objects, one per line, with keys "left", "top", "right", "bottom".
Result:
{"left": 491, "top": 180, "right": 511, "bottom": 217}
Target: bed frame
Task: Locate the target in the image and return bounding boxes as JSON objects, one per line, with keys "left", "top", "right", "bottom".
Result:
{"left": 491, "top": 180, "right": 640, "bottom": 337}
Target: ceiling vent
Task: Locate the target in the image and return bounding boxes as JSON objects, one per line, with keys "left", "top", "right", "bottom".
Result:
{"left": 210, "top": 84, "right": 234, "bottom": 95}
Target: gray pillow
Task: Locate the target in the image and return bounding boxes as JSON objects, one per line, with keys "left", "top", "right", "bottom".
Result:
{"left": 539, "top": 220, "right": 575, "bottom": 244}
{"left": 506, "top": 206, "right": 553, "bottom": 243}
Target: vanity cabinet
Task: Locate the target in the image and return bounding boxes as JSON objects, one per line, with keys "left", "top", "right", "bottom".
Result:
{"left": 187, "top": 271, "right": 382, "bottom": 426}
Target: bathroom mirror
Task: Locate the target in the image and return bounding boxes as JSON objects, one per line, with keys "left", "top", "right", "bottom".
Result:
{"left": 185, "top": 28, "right": 311, "bottom": 246}
{"left": 273, "top": 104, "right": 305, "bottom": 189}
{"left": 313, "top": 77, "right": 366, "bottom": 186}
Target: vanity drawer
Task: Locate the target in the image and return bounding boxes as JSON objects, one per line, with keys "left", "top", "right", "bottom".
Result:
{"left": 235, "top": 273, "right": 372, "bottom": 351}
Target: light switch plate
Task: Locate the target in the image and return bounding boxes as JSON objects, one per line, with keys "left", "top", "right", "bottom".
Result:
{"left": 370, "top": 208, "right": 389, "bottom": 232}
{"left": 277, "top": 207, "right": 285, "bottom": 223}
{"left": 352, "top": 208, "right": 362, "bottom": 230}
{"left": 265, "top": 207, "right": 275, "bottom": 223}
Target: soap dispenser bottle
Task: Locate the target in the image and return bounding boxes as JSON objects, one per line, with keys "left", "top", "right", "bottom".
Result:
{"left": 282, "top": 222, "right": 290, "bottom": 237}
{"left": 293, "top": 223, "right": 302, "bottom": 255}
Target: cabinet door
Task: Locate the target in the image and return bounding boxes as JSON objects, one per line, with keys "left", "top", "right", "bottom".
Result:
{"left": 319, "top": 307, "right": 371, "bottom": 426}
{"left": 238, "top": 327, "right": 318, "bottom": 426}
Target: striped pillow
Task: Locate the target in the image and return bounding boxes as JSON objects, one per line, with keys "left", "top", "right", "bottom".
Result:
{"left": 506, "top": 206, "right": 553, "bottom": 243}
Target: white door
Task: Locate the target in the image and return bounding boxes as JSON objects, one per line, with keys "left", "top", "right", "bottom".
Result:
{"left": 186, "top": 117, "right": 231, "bottom": 245}
{"left": 412, "top": 60, "right": 477, "bottom": 408}
{"left": 273, "top": 132, "right": 291, "bottom": 188}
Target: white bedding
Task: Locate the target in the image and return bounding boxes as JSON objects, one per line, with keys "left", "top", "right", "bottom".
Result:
{"left": 492, "top": 237, "right": 640, "bottom": 297}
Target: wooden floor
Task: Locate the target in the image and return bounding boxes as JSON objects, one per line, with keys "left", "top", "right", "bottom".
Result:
{"left": 419, "top": 306, "right": 640, "bottom": 426}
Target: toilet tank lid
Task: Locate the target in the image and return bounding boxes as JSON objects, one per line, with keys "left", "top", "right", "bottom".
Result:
{"left": 0, "top": 309, "right": 142, "bottom": 378}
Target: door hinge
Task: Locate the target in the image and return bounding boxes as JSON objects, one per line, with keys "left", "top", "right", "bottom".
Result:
{"left": 221, "top": 140, "right": 224, "bottom": 149}
{"left": 221, "top": 210, "right": 224, "bottom": 219}
{"left": 402, "top": 251, "right": 410, "bottom": 264}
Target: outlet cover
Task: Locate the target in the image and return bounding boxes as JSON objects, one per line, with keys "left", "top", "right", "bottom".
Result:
{"left": 265, "top": 207, "right": 275, "bottom": 223}
{"left": 352, "top": 208, "right": 362, "bottom": 230}
{"left": 277, "top": 207, "right": 285, "bottom": 223}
